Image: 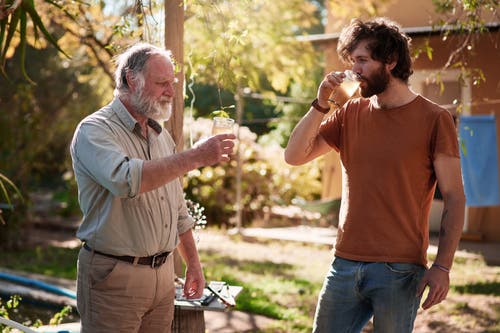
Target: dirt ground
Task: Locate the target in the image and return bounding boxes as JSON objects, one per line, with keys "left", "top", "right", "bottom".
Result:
{"left": 27, "top": 225, "right": 500, "bottom": 332}
{"left": 196, "top": 229, "right": 500, "bottom": 333}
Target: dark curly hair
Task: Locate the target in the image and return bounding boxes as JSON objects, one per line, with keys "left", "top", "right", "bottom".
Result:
{"left": 337, "top": 18, "right": 413, "bottom": 83}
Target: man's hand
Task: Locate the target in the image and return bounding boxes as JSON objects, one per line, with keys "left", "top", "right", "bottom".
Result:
{"left": 183, "top": 265, "right": 205, "bottom": 299}
{"left": 416, "top": 266, "right": 450, "bottom": 310}
{"left": 177, "top": 229, "right": 205, "bottom": 299}
{"left": 193, "top": 133, "right": 236, "bottom": 166}
{"left": 317, "top": 71, "right": 346, "bottom": 104}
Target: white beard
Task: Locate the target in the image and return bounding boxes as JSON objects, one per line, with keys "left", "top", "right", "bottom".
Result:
{"left": 153, "top": 101, "right": 172, "bottom": 123}
{"left": 130, "top": 91, "right": 172, "bottom": 122}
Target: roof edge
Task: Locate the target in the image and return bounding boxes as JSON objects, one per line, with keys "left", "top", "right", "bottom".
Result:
{"left": 296, "top": 22, "right": 500, "bottom": 43}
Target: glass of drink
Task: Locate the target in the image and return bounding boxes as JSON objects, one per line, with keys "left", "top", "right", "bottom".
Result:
{"left": 212, "top": 117, "right": 235, "bottom": 135}
{"left": 328, "top": 70, "right": 361, "bottom": 110}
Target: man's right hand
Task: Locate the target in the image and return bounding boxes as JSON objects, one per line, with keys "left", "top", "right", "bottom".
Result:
{"left": 317, "top": 71, "right": 346, "bottom": 103}
{"left": 193, "top": 133, "right": 236, "bottom": 166}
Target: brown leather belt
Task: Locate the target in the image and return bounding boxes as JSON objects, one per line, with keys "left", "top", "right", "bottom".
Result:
{"left": 83, "top": 243, "right": 170, "bottom": 269}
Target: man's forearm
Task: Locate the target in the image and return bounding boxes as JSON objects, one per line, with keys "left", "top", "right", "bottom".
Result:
{"left": 140, "top": 149, "right": 201, "bottom": 194}
{"left": 434, "top": 194, "right": 465, "bottom": 269}
{"left": 177, "top": 229, "right": 202, "bottom": 271}
{"left": 284, "top": 108, "right": 326, "bottom": 165}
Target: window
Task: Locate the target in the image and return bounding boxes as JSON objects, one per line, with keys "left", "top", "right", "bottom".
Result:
{"left": 410, "top": 69, "right": 472, "bottom": 116}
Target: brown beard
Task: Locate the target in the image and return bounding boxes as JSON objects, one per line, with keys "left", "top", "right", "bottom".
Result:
{"left": 359, "top": 64, "right": 390, "bottom": 98}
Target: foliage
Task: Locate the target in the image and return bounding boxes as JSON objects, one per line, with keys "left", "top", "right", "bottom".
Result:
{"left": 429, "top": 0, "right": 499, "bottom": 85}
{"left": 259, "top": 74, "right": 323, "bottom": 148}
{"left": 0, "top": 0, "right": 155, "bottom": 84}
{"left": 183, "top": 116, "right": 323, "bottom": 227}
{"left": 0, "top": 42, "right": 107, "bottom": 249}
{"left": 0, "top": 294, "right": 21, "bottom": 319}
{"left": 326, "top": 0, "right": 396, "bottom": 30}
{"left": 184, "top": 0, "right": 320, "bottom": 99}
{"left": 0, "top": 245, "right": 79, "bottom": 279}
{"left": 0, "top": 294, "right": 72, "bottom": 331}
{"left": 0, "top": 172, "right": 23, "bottom": 225}
{"left": 0, "top": 0, "right": 71, "bottom": 82}
{"left": 183, "top": 0, "right": 324, "bottom": 139}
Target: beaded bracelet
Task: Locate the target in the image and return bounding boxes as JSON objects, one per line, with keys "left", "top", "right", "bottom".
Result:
{"left": 432, "top": 263, "right": 450, "bottom": 273}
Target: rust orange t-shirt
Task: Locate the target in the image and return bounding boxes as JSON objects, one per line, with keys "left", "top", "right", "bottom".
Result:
{"left": 319, "top": 95, "right": 459, "bottom": 266}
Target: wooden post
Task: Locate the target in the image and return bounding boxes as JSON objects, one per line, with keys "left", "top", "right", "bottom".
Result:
{"left": 164, "top": 0, "right": 185, "bottom": 154}
{"left": 165, "top": 1, "right": 206, "bottom": 331}
{"left": 172, "top": 307, "right": 205, "bottom": 332}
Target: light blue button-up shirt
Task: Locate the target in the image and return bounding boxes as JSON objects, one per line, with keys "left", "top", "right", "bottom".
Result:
{"left": 70, "top": 98, "right": 194, "bottom": 256}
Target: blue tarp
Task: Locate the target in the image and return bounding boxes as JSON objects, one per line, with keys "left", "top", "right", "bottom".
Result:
{"left": 459, "top": 115, "right": 500, "bottom": 207}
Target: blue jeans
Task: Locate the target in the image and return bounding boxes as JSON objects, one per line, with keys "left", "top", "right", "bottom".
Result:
{"left": 313, "top": 257, "right": 425, "bottom": 333}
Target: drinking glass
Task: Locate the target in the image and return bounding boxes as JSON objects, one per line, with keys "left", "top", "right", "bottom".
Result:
{"left": 328, "top": 70, "right": 361, "bottom": 110}
{"left": 212, "top": 117, "right": 235, "bottom": 135}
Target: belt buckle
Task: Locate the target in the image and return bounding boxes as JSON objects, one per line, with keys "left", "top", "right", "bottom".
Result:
{"left": 151, "top": 254, "right": 166, "bottom": 269}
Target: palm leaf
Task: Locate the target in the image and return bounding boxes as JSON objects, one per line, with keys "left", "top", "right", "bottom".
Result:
{"left": 19, "top": 7, "right": 34, "bottom": 84}
{"left": 0, "top": 5, "right": 21, "bottom": 64}
{"left": 0, "top": 18, "right": 7, "bottom": 76}
{"left": 0, "top": 15, "right": 6, "bottom": 50}
{"left": 22, "top": 0, "right": 70, "bottom": 58}
{"left": 0, "top": 173, "right": 24, "bottom": 206}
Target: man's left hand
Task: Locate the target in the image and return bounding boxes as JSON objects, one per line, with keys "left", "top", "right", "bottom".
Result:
{"left": 416, "top": 266, "right": 450, "bottom": 310}
{"left": 183, "top": 266, "right": 205, "bottom": 299}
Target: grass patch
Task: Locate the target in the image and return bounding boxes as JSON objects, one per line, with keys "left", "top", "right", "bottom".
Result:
{"left": 200, "top": 250, "right": 320, "bottom": 332}
{"left": 0, "top": 246, "right": 78, "bottom": 280}
{"left": 452, "top": 281, "right": 500, "bottom": 296}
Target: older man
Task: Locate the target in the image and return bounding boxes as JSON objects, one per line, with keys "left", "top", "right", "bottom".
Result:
{"left": 70, "top": 43, "right": 235, "bottom": 332}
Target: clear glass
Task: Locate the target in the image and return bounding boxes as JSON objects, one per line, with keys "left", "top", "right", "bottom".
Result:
{"left": 328, "top": 70, "right": 361, "bottom": 110}
{"left": 211, "top": 117, "right": 235, "bottom": 135}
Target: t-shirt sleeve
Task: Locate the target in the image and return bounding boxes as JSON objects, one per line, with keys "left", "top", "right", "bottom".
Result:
{"left": 431, "top": 110, "right": 460, "bottom": 159}
{"left": 319, "top": 108, "right": 344, "bottom": 152}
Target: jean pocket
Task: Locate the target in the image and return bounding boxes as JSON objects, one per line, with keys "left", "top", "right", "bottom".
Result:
{"left": 384, "top": 262, "right": 422, "bottom": 275}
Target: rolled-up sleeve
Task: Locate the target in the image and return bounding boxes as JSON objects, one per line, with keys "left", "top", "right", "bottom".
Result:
{"left": 72, "top": 121, "right": 142, "bottom": 198}
{"left": 176, "top": 182, "right": 195, "bottom": 234}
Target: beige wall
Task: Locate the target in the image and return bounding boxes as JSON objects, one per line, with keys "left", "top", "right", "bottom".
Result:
{"left": 330, "top": 0, "right": 497, "bottom": 27}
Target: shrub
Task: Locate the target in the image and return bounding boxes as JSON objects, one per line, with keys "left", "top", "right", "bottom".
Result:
{"left": 183, "top": 117, "right": 323, "bottom": 228}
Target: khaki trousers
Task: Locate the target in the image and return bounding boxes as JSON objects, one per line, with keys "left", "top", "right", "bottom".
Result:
{"left": 77, "top": 247, "right": 175, "bottom": 333}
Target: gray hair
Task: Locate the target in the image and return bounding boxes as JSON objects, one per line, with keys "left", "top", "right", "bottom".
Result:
{"left": 114, "top": 43, "right": 173, "bottom": 97}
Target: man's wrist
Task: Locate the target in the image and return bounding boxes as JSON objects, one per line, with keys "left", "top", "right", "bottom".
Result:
{"left": 311, "top": 98, "right": 330, "bottom": 114}
{"left": 431, "top": 263, "right": 451, "bottom": 273}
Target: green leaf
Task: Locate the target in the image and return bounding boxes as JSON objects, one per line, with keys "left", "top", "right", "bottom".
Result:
{"left": 19, "top": 8, "right": 34, "bottom": 84}
{"left": 0, "top": 14, "right": 6, "bottom": 51}
{"left": 0, "top": 173, "right": 24, "bottom": 205}
{"left": 0, "top": 18, "right": 7, "bottom": 77}
{"left": 22, "top": 0, "right": 70, "bottom": 59}
{"left": 1, "top": 5, "right": 21, "bottom": 64}
{"left": 211, "top": 110, "right": 230, "bottom": 118}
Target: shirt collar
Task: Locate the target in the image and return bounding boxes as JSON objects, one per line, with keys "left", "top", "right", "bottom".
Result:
{"left": 112, "top": 98, "right": 163, "bottom": 135}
